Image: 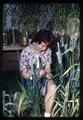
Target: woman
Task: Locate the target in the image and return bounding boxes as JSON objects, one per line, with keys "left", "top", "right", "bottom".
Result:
{"left": 19, "top": 30, "right": 57, "bottom": 117}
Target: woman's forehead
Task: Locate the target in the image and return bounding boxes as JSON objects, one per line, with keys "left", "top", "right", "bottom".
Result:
{"left": 41, "top": 41, "right": 48, "bottom": 46}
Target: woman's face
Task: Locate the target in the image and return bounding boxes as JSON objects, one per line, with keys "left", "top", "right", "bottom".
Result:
{"left": 37, "top": 42, "right": 48, "bottom": 52}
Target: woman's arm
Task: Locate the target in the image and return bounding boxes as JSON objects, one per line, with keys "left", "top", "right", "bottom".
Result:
{"left": 39, "top": 63, "right": 52, "bottom": 79}
{"left": 20, "top": 47, "right": 31, "bottom": 80}
{"left": 44, "top": 63, "right": 52, "bottom": 79}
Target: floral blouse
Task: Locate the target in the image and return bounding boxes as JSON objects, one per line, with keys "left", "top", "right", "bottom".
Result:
{"left": 19, "top": 44, "right": 52, "bottom": 72}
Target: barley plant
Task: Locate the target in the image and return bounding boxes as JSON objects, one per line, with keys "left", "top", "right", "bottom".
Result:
{"left": 2, "top": 56, "right": 43, "bottom": 117}
{"left": 51, "top": 63, "right": 80, "bottom": 117}
{"left": 51, "top": 30, "right": 80, "bottom": 117}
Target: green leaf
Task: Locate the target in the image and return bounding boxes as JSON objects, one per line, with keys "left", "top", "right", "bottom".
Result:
{"left": 59, "top": 64, "right": 79, "bottom": 79}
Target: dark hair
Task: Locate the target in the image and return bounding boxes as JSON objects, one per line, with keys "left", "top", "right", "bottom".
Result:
{"left": 33, "top": 30, "right": 54, "bottom": 46}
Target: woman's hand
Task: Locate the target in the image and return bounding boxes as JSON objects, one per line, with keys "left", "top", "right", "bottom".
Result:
{"left": 38, "top": 69, "right": 52, "bottom": 79}
{"left": 21, "top": 69, "right": 30, "bottom": 80}
{"left": 45, "top": 73, "right": 52, "bottom": 79}
{"left": 38, "top": 69, "right": 46, "bottom": 78}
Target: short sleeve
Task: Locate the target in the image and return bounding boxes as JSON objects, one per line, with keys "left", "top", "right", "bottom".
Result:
{"left": 46, "top": 48, "right": 52, "bottom": 64}
{"left": 19, "top": 48, "right": 28, "bottom": 72}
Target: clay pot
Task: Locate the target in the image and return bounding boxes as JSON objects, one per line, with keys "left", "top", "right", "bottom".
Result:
{"left": 19, "top": 35, "right": 29, "bottom": 47}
